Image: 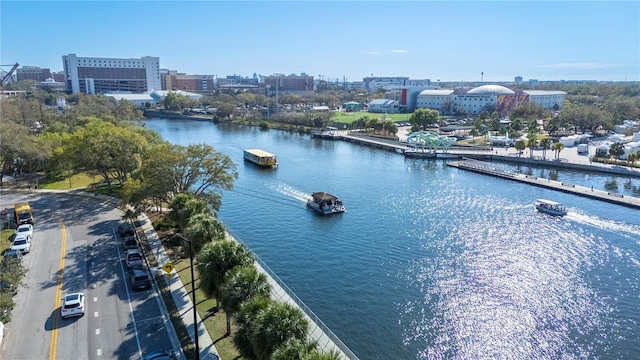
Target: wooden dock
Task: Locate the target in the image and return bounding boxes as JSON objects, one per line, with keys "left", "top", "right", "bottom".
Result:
{"left": 448, "top": 159, "right": 640, "bottom": 209}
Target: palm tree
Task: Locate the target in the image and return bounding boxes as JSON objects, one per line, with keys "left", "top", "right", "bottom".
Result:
{"left": 197, "top": 240, "right": 253, "bottom": 309}
{"left": 526, "top": 138, "right": 538, "bottom": 158}
{"left": 551, "top": 141, "right": 565, "bottom": 159}
{"left": 539, "top": 138, "right": 551, "bottom": 159}
{"left": 252, "top": 301, "right": 309, "bottom": 360}
{"left": 270, "top": 338, "right": 318, "bottom": 360}
{"left": 306, "top": 349, "right": 343, "bottom": 360}
{"left": 234, "top": 295, "right": 273, "bottom": 359}
{"left": 186, "top": 212, "right": 225, "bottom": 254}
{"left": 219, "top": 265, "right": 271, "bottom": 336}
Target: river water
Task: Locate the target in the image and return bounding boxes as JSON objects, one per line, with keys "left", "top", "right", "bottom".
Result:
{"left": 142, "top": 118, "right": 640, "bottom": 360}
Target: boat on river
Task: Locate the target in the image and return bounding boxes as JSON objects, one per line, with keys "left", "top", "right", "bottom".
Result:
{"left": 311, "top": 127, "right": 341, "bottom": 139}
{"left": 535, "top": 199, "right": 568, "bottom": 216}
{"left": 307, "top": 192, "right": 345, "bottom": 215}
{"left": 244, "top": 149, "right": 278, "bottom": 168}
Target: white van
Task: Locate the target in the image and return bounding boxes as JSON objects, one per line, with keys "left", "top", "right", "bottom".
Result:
{"left": 577, "top": 144, "right": 589, "bottom": 154}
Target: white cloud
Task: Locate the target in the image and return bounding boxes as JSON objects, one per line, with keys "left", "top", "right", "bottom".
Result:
{"left": 537, "top": 62, "right": 620, "bottom": 69}
{"left": 391, "top": 50, "right": 408, "bottom": 53}
{"left": 365, "top": 51, "right": 382, "bottom": 55}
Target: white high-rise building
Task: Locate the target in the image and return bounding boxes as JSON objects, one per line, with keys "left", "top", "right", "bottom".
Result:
{"left": 62, "top": 54, "right": 161, "bottom": 94}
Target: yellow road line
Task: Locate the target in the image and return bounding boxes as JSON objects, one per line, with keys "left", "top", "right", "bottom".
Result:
{"left": 49, "top": 223, "right": 66, "bottom": 360}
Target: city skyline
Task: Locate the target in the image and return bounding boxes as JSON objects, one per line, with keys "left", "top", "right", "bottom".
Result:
{"left": 2, "top": 1, "right": 638, "bottom": 83}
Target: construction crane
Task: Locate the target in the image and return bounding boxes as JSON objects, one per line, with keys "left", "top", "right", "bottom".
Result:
{"left": 1, "top": 63, "right": 19, "bottom": 85}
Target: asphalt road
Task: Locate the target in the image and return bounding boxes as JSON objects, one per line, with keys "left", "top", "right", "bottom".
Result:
{"left": 0, "top": 191, "right": 175, "bottom": 360}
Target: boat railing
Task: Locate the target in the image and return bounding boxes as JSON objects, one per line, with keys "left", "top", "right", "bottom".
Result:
{"left": 223, "top": 226, "right": 360, "bottom": 360}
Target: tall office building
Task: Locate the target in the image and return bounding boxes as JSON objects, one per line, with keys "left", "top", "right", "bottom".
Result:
{"left": 62, "top": 54, "right": 161, "bottom": 94}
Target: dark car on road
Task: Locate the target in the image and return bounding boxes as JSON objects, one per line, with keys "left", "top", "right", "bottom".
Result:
{"left": 129, "top": 268, "right": 152, "bottom": 291}
{"left": 118, "top": 223, "right": 135, "bottom": 237}
{"left": 122, "top": 236, "right": 138, "bottom": 250}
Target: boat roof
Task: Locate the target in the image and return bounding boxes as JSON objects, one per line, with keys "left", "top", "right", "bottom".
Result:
{"left": 244, "top": 149, "right": 276, "bottom": 157}
{"left": 536, "top": 199, "right": 562, "bottom": 206}
{"left": 311, "top": 192, "right": 338, "bottom": 201}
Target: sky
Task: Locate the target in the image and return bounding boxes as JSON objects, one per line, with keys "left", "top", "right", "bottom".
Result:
{"left": 1, "top": 1, "right": 639, "bottom": 83}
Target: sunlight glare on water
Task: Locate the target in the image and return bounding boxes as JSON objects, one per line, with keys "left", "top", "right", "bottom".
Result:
{"left": 392, "top": 184, "right": 613, "bottom": 359}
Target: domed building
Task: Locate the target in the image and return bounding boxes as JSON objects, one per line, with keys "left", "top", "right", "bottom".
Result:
{"left": 415, "top": 84, "right": 565, "bottom": 116}
{"left": 466, "top": 84, "right": 515, "bottom": 95}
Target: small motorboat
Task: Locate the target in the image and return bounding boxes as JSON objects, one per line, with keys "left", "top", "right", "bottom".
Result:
{"left": 307, "top": 192, "right": 345, "bottom": 215}
{"left": 535, "top": 199, "right": 568, "bottom": 216}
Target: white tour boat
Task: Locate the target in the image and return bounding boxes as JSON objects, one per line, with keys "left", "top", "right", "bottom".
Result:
{"left": 307, "top": 192, "right": 345, "bottom": 215}
{"left": 535, "top": 199, "right": 568, "bottom": 216}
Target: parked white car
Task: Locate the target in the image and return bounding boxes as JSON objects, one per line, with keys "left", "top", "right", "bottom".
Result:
{"left": 125, "top": 249, "right": 143, "bottom": 268}
{"left": 11, "top": 234, "right": 31, "bottom": 254}
{"left": 61, "top": 293, "right": 85, "bottom": 319}
{"left": 15, "top": 224, "right": 33, "bottom": 240}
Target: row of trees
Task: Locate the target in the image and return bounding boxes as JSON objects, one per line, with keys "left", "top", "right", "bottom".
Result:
{"left": 350, "top": 116, "right": 398, "bottom": 136}
{"left": 167, "top": 195, "right": 341, "bottom": 360}
{"left": 0, "top": 257, "right": 27, "bottom": 323}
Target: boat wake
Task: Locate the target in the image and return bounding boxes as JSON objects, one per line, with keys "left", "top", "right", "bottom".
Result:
{"left": 565, "top": 211, "right": 640, "bottom": 240}
{"left": 267, "top": 182, "right": 311, "bottom": 203}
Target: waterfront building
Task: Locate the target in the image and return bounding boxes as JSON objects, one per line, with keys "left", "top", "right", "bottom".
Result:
{"left": 16, "top": 66, "right": 52, "bottom": 82}
{"left": 62, "top": 54, "right": 161, "bottom": 94}
{"left": 416, "top": 84, "right": 566, "bottom": 116}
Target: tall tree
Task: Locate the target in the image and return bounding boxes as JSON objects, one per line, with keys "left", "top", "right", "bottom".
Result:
{"left": 0, "top": 122, "right": 33, "bottom": 186}
{"left": 219, "top": 265, "right": 271, "bottom": 336}
{"left": 271, "top": 339, "right": 319, "bottom": 360}
{"left": 551, "top": 142, "right": 565, "bottom": 159}
{"left": 539, "top": 138, "right": 551, "bottom": 159}
{"left": 197, "top": 240, "right": 253, "bottom": 309}
{"left": 608, "top": 142, "right": 625, "bottom": 159}
{"left": 68, "top": 119, "right": 147, "bottom": 189}
{"left": 169, "top": 194, "right": 211, "bottom": 234}
{"left": 409, "top": 108, "right": 440, "bottom": 129}
{"left": 514, "top": 140, "right": 526, "bottom": 157}
{"left": 173, "top": 144, "right": 238, "bottom": 210}
{"left": 186, "top": 212, "right": 225, "bottom": 254}
{"left": 252, "top": 301, "right": 310, "bottom": 360}
{"left": 526, "top": 138, "right": 538, "bottom": 158}
{"left": 234, "top": 295, "right": 273, "bottom": 359}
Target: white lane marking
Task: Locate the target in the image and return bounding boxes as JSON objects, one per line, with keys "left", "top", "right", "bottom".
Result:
{"left": 93, "top": 297, "right": 98, "bottom": 302}
{"left": 97, "top": 348, "right": 102, "bottom": 356}
{"left": 94, "top": 311, "right": 99, "bottom": 317}
{"left": 96, "top": 328, "right": 100, "bottom": 335}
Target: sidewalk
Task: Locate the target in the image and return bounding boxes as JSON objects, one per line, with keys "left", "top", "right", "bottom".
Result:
{"left": 138, "top": 212, "right": 220, "bottom": 360}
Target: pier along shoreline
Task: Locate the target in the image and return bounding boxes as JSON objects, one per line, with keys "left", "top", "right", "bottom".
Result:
{"left": 448, "top": 159, "right": 640, "bottom": 209}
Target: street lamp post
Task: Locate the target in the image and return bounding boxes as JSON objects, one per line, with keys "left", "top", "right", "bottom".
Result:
{"left": 171, "top": 233, "right": 200, "bottom": 360}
